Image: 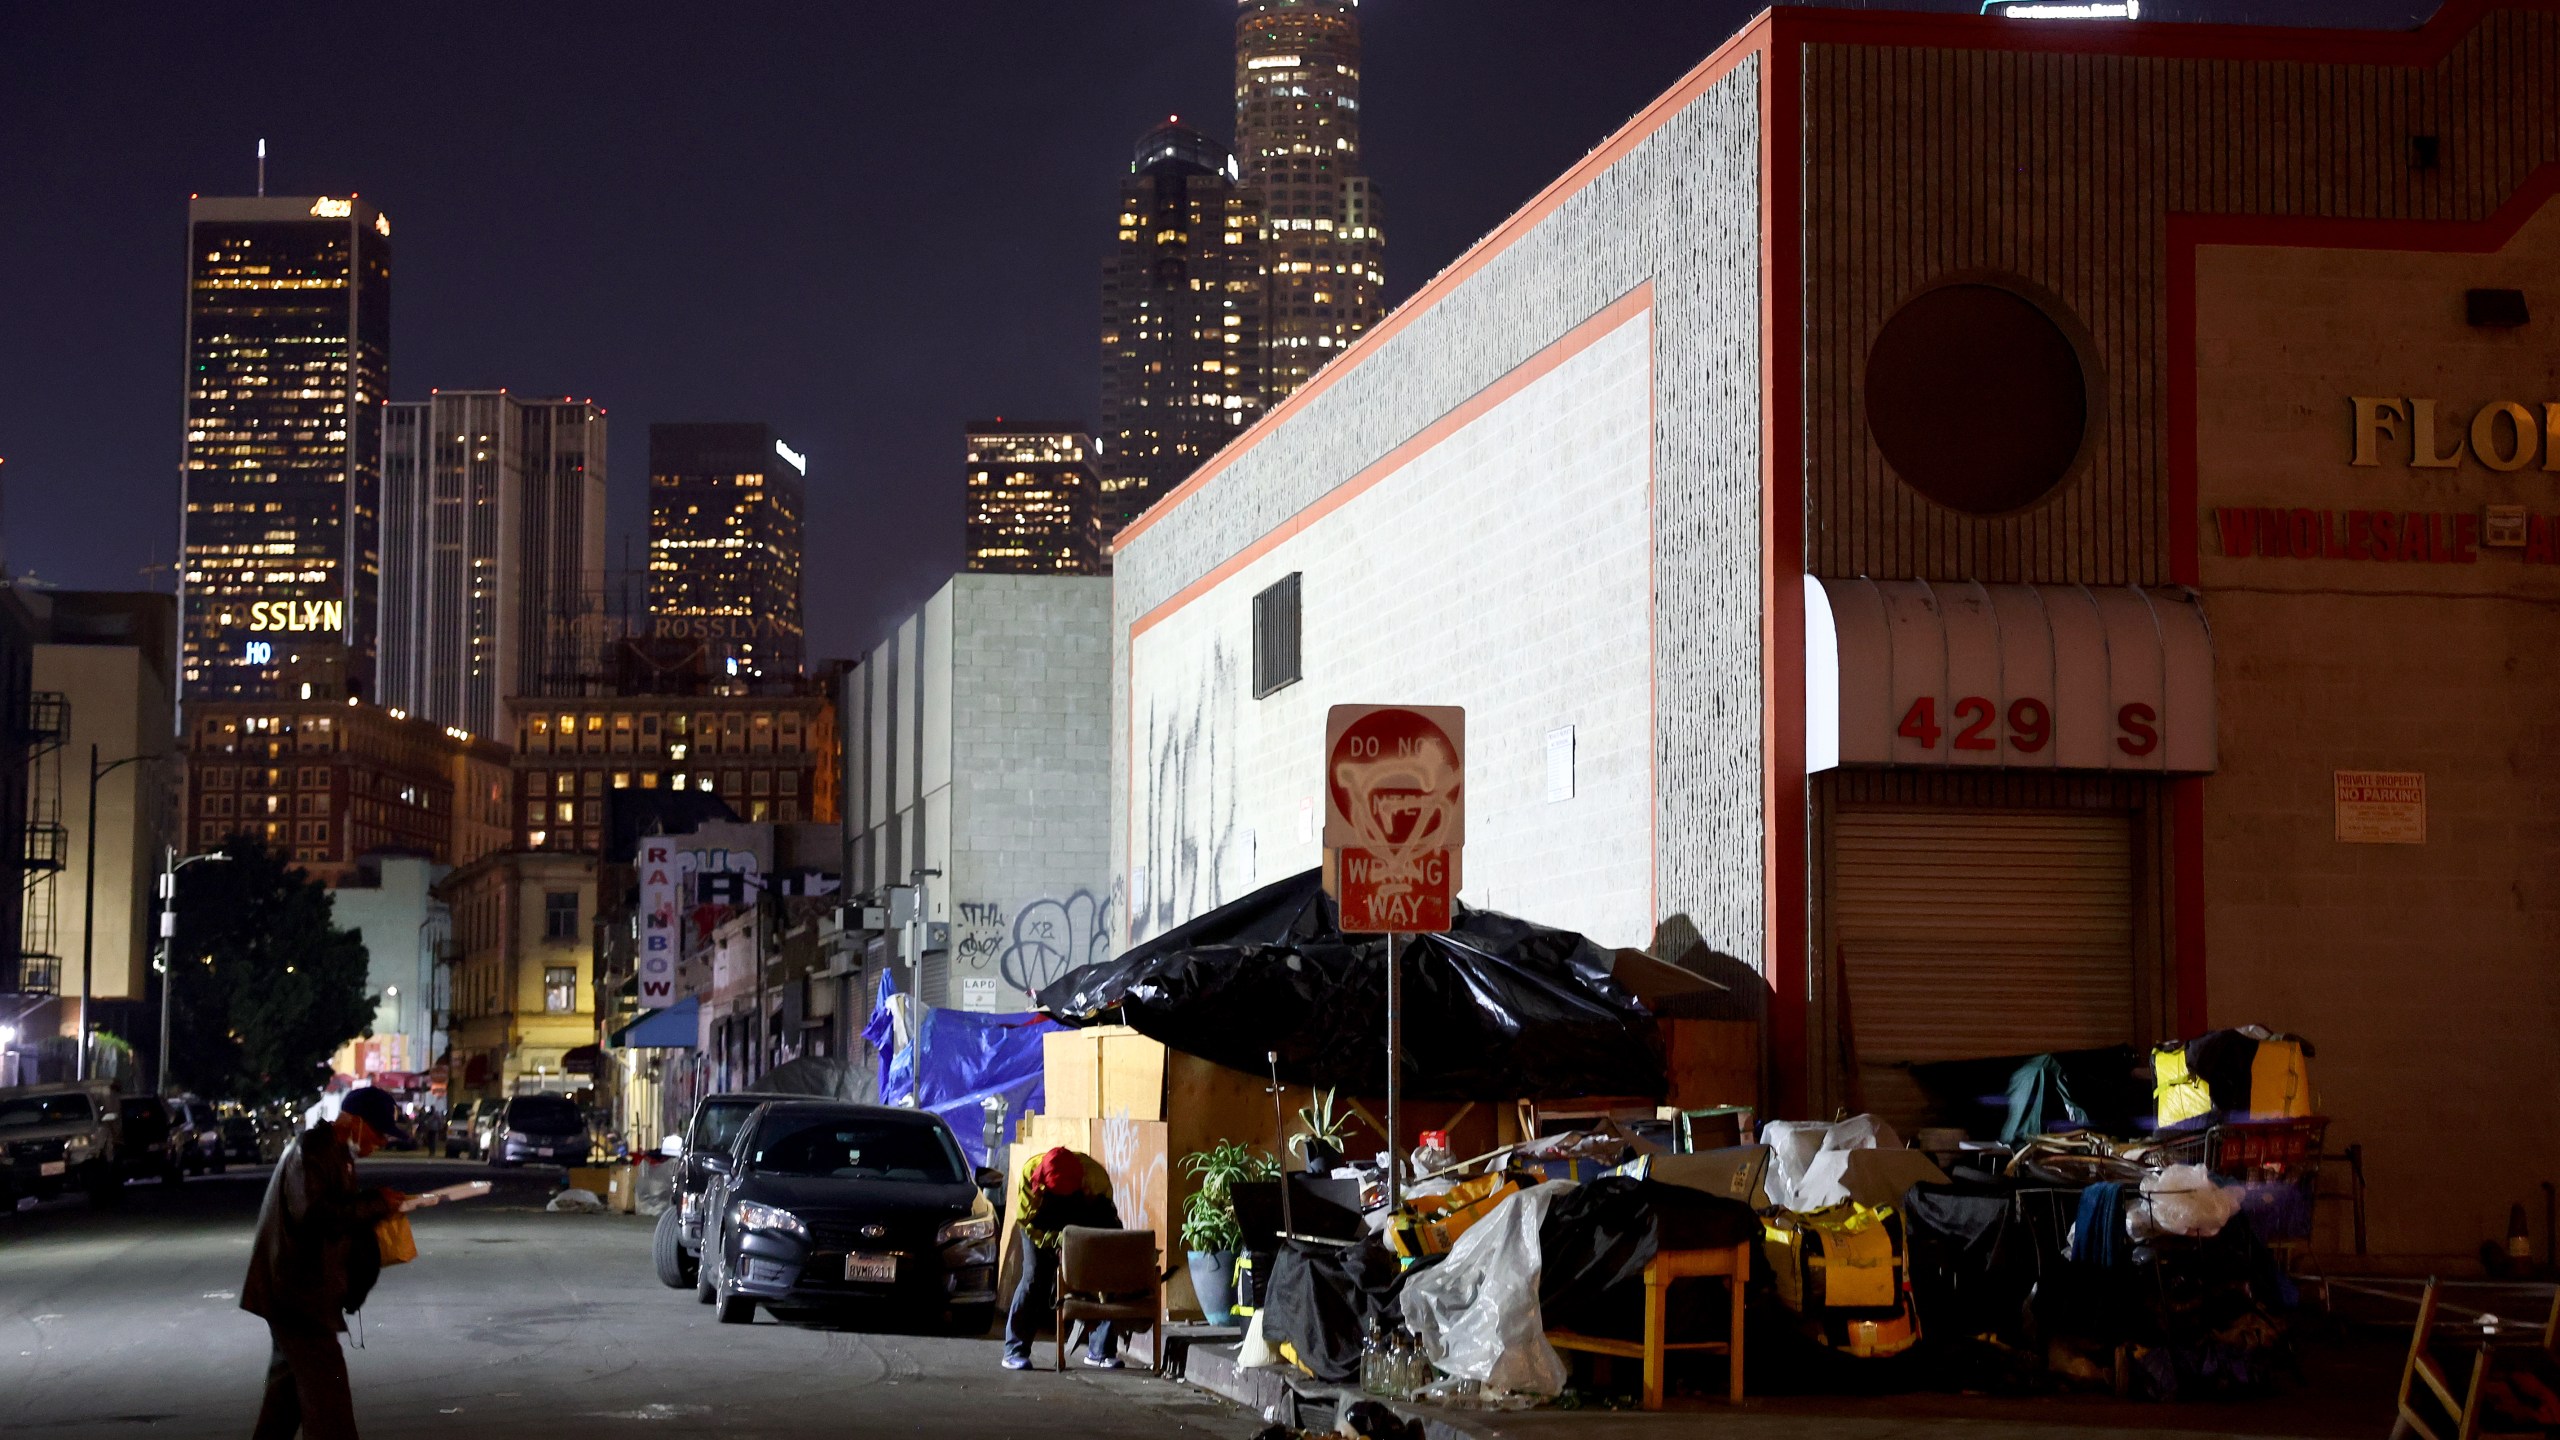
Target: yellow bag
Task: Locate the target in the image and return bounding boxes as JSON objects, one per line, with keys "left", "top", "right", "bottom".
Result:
{"left": 375, "top": 1212, "right": 418, "bottom": 1267}
{"left": 1390, "top": 1173, "right": 1519, "bottom": 1259}
{"left": 2246, "top": 1038, "right": 2313, "bottom": 1119}
{"left": 2153, "top": 1042, "right": 2215, "bottom": 1127}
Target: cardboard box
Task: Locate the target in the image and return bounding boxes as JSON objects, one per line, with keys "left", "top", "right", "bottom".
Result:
{"left": 567, "top": 1165, "right": 614, "bottom": 1200}
{"left": 604, "top": 1164, "right": 639, "bottom": 1214}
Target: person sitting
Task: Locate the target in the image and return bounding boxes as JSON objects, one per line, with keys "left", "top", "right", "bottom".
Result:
{"left": 1001, "top": 1146, "right": 1125, "bottom": 1371}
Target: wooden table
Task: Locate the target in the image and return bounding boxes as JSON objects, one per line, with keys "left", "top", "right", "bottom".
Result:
{"left": 1546, "top": 1241, "right": 1749, "bottom": 1409}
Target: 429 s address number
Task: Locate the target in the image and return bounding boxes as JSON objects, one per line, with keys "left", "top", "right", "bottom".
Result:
{"left": 1895, "top": 696, "right": 2159, "bottom": 757}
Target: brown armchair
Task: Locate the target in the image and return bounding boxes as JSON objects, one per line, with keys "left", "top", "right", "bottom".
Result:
{"left": 1055, "top": 1226, "right": 1166, "bottom": 1374}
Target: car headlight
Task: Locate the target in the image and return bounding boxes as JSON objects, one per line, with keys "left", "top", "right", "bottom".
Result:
{"left": 65, "top": 1136, "right": 95, "bottom": 1156}
{"left": 678, "top": 1191, "right": 697, "bottom": 1223}
{"left": 506, "top": 1130, "right": 531, "bottom": 1144}
{"left": 936, "top": 1214, "right": 996, "bottom": 1247}
{"left": 731, "top": 1200, "right": 808, "bottom": 1241}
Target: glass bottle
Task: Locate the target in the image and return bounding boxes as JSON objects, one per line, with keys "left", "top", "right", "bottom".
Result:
{"left": 1360, "top": 1321, "right": 1385, "bottom": 1395}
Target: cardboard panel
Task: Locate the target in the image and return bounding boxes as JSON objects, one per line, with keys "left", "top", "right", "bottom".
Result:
{"left": 1098, "top": 1030, "right": 1168, "bottom": 1122}
{"left": 1665, "top": 1019, "right": 1762, "bottom": 1111}
{"left": 1043, "top": 1031, "right": 1100, "bottom": 1120}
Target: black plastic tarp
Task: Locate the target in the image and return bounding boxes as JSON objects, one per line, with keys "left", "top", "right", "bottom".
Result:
{"left": 1034, "top": 870, "right": 1665, "bottom": 1100}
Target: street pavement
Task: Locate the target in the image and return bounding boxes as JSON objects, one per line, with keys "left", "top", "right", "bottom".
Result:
{"left": 0, "top": 1155, "right": 1258, "bottom": 1439}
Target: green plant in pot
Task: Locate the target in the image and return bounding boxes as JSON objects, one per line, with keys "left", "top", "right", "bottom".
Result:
{"left": 1289, "top": 1087, "right": 1350, "bottom": 1175}
{"left": 1180, "top": 1140, "right": 1278, "bottom": 1326}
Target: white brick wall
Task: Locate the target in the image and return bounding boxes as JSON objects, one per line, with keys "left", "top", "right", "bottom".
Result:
{"left": 1126, "top": 312, "right": 1655, "bottom": 948}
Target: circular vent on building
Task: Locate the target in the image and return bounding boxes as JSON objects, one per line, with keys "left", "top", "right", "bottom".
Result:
{"left": 1863, "top": 283, "right": 2090, "bottom": 517}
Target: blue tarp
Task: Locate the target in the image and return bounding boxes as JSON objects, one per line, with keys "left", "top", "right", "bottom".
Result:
{"left": 612, "top": 995, "right": 699, "bottom": 1049}
{"left": 912, "top": 1007, "right": 1058, "bottom": 1169}
{"left": 864, "top": 972, "right": 912, "bottom": 1106}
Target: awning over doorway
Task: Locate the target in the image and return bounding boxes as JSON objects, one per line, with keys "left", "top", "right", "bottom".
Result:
{"left": 1806, "top": 578, "right": 2216, "bottom": 774}
{"left": 608, "top": 995, "right": 700, "bottom": 1050}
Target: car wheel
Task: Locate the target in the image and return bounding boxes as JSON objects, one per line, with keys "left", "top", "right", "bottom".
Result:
{"left": 652, "top": 1207, "right": 697, "bottom": 1288}
{"left": 947, "top": 1303, "right": 997, "bottom": 1337}
{"left": 716, "top": 1289, "right": 756, "bottom": 1325}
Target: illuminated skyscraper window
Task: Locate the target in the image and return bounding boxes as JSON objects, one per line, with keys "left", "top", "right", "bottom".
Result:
{"left": 1235, "top": 0, "right": 1387, "bottom": 399}
{"left": 1099, "top": 119, "right": 1267, "bottom": 546}
{"left": 646, "top": 423, "right": 806, "bottom": 682}
{"left": 178, "top": 195, "right": 391, "bottom": 701}
{"left": 964, "top": 423, "right": 1101, "bottom": 576}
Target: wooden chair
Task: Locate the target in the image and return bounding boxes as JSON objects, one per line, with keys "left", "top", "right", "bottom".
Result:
{"left": 1546, "top": 1242, "right": 1750, "bottom": 1409}
{"left": 1055, "top": 1226, "right": 1166, "bottom": 1374}
{"left": 2393, "top": 1278, "right": 2560, "bottom": 1440}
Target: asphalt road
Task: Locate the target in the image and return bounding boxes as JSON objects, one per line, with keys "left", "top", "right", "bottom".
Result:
{"left": 0, "top": 1155, "right": 1258, "bottom": 1439}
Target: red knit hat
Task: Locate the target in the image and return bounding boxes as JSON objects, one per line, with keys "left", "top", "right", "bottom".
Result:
{"left": 1032, "top": 1147, "right": 1082, "bottom": 1195}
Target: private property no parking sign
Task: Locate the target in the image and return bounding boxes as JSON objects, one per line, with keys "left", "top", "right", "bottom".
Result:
{"left": 1323, "top": 704, "right": 1464, "bottom": 933}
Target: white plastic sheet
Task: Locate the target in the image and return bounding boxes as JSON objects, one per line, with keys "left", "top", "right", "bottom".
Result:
{"left": 2130, "top": 1163, "right": 2243, "bottom": 1239}
{"left": 1761, "top": 1115, "right": 1899, "bottom": 1212}
{"left": 1402, "top": 1180, "right": 1575, "bottom": 1397}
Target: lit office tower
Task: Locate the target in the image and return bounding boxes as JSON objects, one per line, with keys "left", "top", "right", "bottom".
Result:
{"left": 1235, "top": 0, "right": 1385, "bottom": 399}
{"left": 379, "top": 392, "right": 607, "bottom": 737}
{"left": 180, "top": 195, "right": 392, "bottom": 700}
{"left": 964, "top": 423, "right": 1100, "bottom": 575}
{"left": 647, "top": 424, "right": 807, "bottom": 681}
{"left": 1098, "top": 119, "right": 1268, "bottom": 541}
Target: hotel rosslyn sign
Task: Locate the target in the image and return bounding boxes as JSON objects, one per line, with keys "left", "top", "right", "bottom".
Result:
{"left": 2214, "top": 395, "right": 2560, "bottom": 564}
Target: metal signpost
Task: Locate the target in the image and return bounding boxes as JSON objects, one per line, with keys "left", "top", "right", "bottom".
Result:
{"left": 1322, "top": 704, "right": 1464, "bottom": 1212}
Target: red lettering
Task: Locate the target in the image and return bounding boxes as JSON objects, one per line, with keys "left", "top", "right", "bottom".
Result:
{"left": 2258, "top": 508, "right": 2292, "bottom": 557}
{"left": 2453, "top": 512, "right": 2480, "bottom": 563}
{"left": 2348, "top": 509, "right": 2373, "bottom": 560}
{"left": 2007, "top": 698, "right": 2051, "bottom": 753}
{"left": 2116, "top": 702, "right": 2159, "bottom": 757}
{"left": 2371, "top": 510, "right": 2401, "bottom": 561}
{"left": 2214, "top": 508, "right": 2255, "bottom": 558}
{"left": 1952, "top": 697, "right": 1997, "bottom": 751}
{"left": 2291, "top": 508, "right": 2321, "bottom": 557}
{"left": 1896, "top": 697, "right": 1942, "bottom": 749}
{"left": 2406, "top": 511, "right": 2433, "bottom": 562}
{"left": 2321, "top": 510, "right": 2349, "bottom": 559}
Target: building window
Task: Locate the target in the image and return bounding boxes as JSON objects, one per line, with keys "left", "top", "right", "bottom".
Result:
{"left": 1252, "top": 572, "right": 1302, "bottom": 698}
{"left": 544, "top": 965, "right": 577, "bottom": 1014}
{"left": 528, "top": 801, "right": 548, "bottom": 826}
{"left": 544, "top": 891, "right": 578, "bottom": 940}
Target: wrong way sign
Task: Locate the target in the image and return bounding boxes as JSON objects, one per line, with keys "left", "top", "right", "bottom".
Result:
{"left": 1324, "top": 704, "right": 1464, "bottom": 932}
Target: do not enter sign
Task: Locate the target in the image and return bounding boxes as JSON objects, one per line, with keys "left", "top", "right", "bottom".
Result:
{"left": 1324, "top": 704, "right": 1464, "bottom": 932}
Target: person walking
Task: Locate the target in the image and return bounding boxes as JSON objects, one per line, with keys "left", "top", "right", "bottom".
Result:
{"left": 1001, "top": 1145, "right": 1125, "bottom": 1371}
{"left": 240, "top": 1087, "right": 451, "bottom": 1440}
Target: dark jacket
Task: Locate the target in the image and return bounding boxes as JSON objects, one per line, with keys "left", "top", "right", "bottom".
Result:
{"left": 240, "top": 1122, "right": 397, "bottom": 1333}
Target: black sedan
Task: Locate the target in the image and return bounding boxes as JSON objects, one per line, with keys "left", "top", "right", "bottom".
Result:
{"left": 697, "top": 1103, "right": 1000, "bottom": 1330}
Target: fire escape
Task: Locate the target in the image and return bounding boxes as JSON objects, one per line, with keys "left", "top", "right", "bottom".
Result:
{"left": 12, "top": 690, "right": 68, "bottom": 998}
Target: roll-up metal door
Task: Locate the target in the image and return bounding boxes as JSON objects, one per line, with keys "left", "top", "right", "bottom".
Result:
{"left": 1835, "top": 808, "right": 2135, "bottom": 1127}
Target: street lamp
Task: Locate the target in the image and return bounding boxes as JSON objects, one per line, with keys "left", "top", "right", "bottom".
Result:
{"left": 80, "top": 748, "right": 164, "bottom": 1082}
{"left": 155, "top": 848, "right": 233, "bottom": 1094}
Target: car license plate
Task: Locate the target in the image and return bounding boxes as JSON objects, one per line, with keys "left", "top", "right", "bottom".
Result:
{"left": 39, "top": 1161, "right": 65, "bottom": 1177}
{"left": 845, "top": 1253, "right": 896, "bottom": 1284}
{"left": 536, "top": 1147, "right": 554, "bottom": 1157}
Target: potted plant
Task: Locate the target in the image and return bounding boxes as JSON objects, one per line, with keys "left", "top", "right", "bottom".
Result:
{"left": 1180, "top": 1140, "right": 1277, "bottom": 1326}
{"left": 1289, "top": 1087, "right": 1350, "bottom": 1175}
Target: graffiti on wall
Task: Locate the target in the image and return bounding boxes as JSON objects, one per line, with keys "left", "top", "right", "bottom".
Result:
{"left": 1134, "top": 640, "right": 1240, "bottom": 943}
{"left": 947, "top": 888, "right": 1118, "bottom": 1006}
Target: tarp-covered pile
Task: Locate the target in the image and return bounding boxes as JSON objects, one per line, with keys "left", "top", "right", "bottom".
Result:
{"left": 1034, "top": 870, "right": 1663, "bottom": 1100}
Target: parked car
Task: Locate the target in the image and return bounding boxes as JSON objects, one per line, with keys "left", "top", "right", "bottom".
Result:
{"left": 0, "top": 1084, "right": 119, "bottom": 1205}
{"left": 652, "top": 1091, "right": 809, "bottom": 1289}
{"left": 114, "top": 1096, "right": 186, "bottom": 1186}
{"left": 219, "top": 1113, "right": 265, "bottom": 1165}
{"left": 472, "top": 1101, "right": 507, "bottom": 1158}
{"left": 695, "top": 1101, "right": 1001, "bottom": 1330}
{"left": 172, "top": 1097, "right": 225, "bottom": 1174}
{"left": 487, "top": 1093, "right": 591, "bottom": 1168}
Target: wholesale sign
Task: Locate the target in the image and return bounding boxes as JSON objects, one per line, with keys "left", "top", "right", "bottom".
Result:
{"left": 1324, "top": 704, "right": 1464, "bottom": 933}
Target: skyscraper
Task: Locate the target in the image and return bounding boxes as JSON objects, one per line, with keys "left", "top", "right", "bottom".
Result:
{"left": 179, "top": 195, "right": 392, "bottom": 701}
{"left": 379, "top": 391, "right": 607, "bottom": 737}
{"left": 1098, "top": 119, "right": 1268, "bottom": 540}
{"left": 1235, "top": 0, "right": 1385, "bottom": 399}
{"left": 964, "top": 423, "right": 1101, "bottom": 575}
{"left": 647, "top": 424, "right": 806, "bottom": 681}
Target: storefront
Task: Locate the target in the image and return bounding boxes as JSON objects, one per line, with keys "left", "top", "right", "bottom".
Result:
{"left": 1109, "top": 1, "right": 2560, "bottom": 1261}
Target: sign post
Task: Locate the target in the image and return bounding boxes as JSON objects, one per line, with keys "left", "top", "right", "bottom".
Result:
{"left": 1322, "top": 704, "right": 1464, "bottom": 1212}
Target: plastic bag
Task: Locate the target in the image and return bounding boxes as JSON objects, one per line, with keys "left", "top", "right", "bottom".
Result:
{"left": 2130, "top": 1163, "right": 2242, "bottom": 1239}
{"left": 1402, "top": 1181, "right": 1574, "bottom": 1397}
{"left": 1762, "top": 1115, "right": 1899, "bottom": 1213}
{"left": 373, "top": 1213, "right": 418, "bottom": 1266}
{"left": 546, "top": 1188, "right": 607, "bottom": 1214}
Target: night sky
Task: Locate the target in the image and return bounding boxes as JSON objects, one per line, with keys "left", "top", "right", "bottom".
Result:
{"left": 0, "top": 0, "right": 2429, "bottom": 662}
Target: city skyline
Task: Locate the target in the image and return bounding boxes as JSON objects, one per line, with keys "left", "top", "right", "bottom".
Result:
{"left": 0, "top": 1, "right": 2412, "bottom": 665}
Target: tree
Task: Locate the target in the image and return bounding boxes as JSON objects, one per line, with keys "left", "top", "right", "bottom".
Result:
{"left": 168, "top": 836, "right": 376, "bottom": 1104}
